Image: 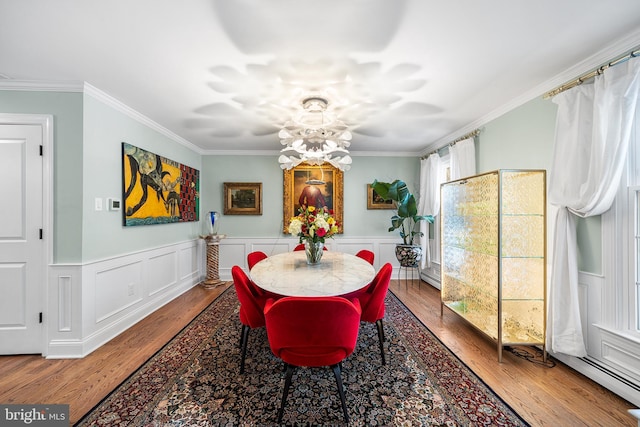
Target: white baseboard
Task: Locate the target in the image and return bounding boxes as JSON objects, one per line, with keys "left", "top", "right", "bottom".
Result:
{"left": 46, "top": 240, "right": 203, "bottom": 358}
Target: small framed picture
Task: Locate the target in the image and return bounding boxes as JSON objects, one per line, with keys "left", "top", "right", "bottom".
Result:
{"left": 224, "top": 182, "right": 262, "bottom": 215}
{"left": 367, "top": 184, "right": 396, "bottom": 210}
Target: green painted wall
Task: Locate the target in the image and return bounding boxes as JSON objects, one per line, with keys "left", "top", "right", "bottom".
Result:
{"left": 477, "top": 96, "right": 556, "bottom": 172}
{"left": 201, "top": 155, "right": 420, "bottom": 239}
{"left": 478, "top": 96, "right": 602, "bottom": 274}
{"left": 0, "top": 90, "right": 84, "bottom": 263}
{"left": 82, "top": 94, "right": 202, "bottom": 261}
{"left": 1, "top": 87, "right": 602, "bottom": 273}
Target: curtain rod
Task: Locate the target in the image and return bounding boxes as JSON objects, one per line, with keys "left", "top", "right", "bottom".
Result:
{"left": 543, "top": 46, "right": 640, "bottom": 99}
{"left": 421, "top": 128, "right": 480, "bottom": 159}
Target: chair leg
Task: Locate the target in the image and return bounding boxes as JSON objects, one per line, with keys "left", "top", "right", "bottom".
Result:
{"left": 375, "top": 319, "right": 386, "bottom": 365}
{"left": 240, "top": 325, "right": 250, "bottom": 374}
{"left": 277, "top": 364, "right": 294, "bottom": 424}
{"left": 331, "top": 363, "right": 349, "bottom": 424}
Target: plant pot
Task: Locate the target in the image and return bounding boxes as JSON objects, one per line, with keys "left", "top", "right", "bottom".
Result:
{"left": 395, "top": 244, "right": 422, "bottom": 267}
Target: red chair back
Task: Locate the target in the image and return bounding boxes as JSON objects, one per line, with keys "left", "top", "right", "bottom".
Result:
{"left": 360, "top": 263, "right": 392, "bottom": 323}
{"left": 264, "top": 296, "right": 361, "bottom": 367}
{"left": 355, "top": 249, "right": 375, "bottom": 265}
{"left": 231, "top": 265, "right": 266, "bottom": 329}
{"left": 247, "top": 251, "right": 268, "bottom": 270}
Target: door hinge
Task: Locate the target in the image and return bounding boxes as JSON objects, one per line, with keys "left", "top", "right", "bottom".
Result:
{"left": 39, "top": 312, "right": 43, "bottom": 323}
{"left": 39, "top": 145, "right": 43, "bottom": 156}
{"left": 39, "top": 229, "right": 43, "bottom": 239}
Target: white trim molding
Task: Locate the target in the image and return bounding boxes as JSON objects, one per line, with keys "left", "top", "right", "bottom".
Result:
{"left": 46, "top": 240, "right": 203, "bottom": 358}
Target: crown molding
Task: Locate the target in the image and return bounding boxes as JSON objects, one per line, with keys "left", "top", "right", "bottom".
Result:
{"left": 422, "top": 29, "right": 640, "bottom": 156}
{"left": 200, "top": 149, "right": 418, "bottom": 157}
{"left": 82, "top": 83, "right": 204, "bottom": 155}
{"left": 0, "top": 79, "right": 84, "bottom": 92}
{"left": 0, "top": 79, "right": 204, "bottom": 154}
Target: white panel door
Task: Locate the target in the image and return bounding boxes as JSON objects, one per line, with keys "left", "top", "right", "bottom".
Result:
{"left": 0, "top": 124, "right": 43, "bottom": 354}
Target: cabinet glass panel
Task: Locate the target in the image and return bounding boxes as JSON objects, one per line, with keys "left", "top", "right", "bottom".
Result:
{"left": 441, "top": 169, "right": 546, "bottom": 362}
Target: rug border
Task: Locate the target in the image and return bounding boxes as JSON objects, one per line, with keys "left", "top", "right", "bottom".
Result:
{"left": 74, "top": 286, "right": 234, "bottom": 426}
{"left": 77, "top": 285, "right": 530, "bottom": 426}
{"left": 388, "top": 288, "right": 531, "bottom": 427}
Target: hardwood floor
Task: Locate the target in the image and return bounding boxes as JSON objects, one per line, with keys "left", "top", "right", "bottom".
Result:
{"left": 0, "top": 280, "right": 636, "bottom": 426}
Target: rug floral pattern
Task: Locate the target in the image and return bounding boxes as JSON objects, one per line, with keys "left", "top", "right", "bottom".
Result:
{"left": 78, "top": 287, "right": 529, "bottom": 426}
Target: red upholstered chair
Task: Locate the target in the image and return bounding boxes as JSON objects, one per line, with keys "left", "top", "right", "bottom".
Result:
{"left": 247, "top": 250, "right": 267, "bottom": 270}
{"left": 356, "top": 262, "right": 393, "bottom": 365}
{"left": 264, "top": 296, "right": 362, "bottom": 424}
{"left": 231, "top": 265, "right": 268, "bottom": 374}
{"left": 246, "top": 251, "right": 281, "bottom": 301}
{"left": 355, "top": 249, "right": 375, "bottom": 265}
{"left": 293, "top": 243, "right": 327, "bottom": 251}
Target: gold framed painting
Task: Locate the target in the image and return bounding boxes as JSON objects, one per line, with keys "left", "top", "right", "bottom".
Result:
{"left": 367, "top": 184, "right": 397, "bottom": 210}
{"left": 283, "top": 164, "right": 343, "bottom": 234}
{"left": 224, "top": 182, "right": 262, "bottom": 215}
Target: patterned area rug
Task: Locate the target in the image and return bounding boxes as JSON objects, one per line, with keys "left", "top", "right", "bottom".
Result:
{"left": 77, "top": 287, "right": 529, "bottom": 426}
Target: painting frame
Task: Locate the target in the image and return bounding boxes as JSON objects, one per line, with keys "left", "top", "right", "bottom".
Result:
{"left": 367, "top": 184, "right": 397, "bottom": 210}
{"left": 122, "top": 142, "right": 199, "bottom": 226}
{"left": 224, "top": 182, "right": 263, "bottom": 215}
{"left": 283, "top": 164, "right": 343, "bottom": 234}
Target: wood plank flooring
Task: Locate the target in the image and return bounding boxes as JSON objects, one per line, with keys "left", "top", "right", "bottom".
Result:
{"left": 0, "top": 280, "right": 636, "bottom": 426}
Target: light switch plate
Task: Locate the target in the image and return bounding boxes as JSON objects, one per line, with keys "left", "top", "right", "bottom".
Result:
{"left": 95, "top": 197, "right": 103, "bottom": 211}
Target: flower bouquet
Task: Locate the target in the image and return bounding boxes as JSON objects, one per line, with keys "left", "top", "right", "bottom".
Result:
{"left": 288, "top": 206, "right": 339, "bottom": 264}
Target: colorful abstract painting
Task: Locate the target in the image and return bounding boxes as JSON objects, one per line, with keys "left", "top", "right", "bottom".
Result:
{"left": 122, "top": 143, "right": 199, "bottom": 226}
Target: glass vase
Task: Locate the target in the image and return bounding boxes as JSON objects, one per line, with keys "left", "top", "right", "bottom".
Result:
{"left": 205, "top": 211, "right": 220, "bottom": 235}
{"left": 304, "top": 240, "right": 324, "bottom": 265}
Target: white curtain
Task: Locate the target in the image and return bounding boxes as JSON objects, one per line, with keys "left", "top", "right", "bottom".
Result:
{"left": 548, "top": 56, "right": 640, "bottom": 357}
{"left": 418, "top": 153, "right": 441, "bottom": 268}
{"left": 449, "top": 138, "right": 476, "bottom": 180}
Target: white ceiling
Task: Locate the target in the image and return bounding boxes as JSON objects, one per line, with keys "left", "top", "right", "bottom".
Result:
{"left": 1, "top": 0, "right": 639, "bottom": 156}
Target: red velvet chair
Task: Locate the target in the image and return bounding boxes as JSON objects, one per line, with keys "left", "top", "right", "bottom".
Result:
{"left": 293, "top": 243, "right": 328, "bottom": 251}
{"left": 356, "top": 262, "right": 393, "bottom": 365}
{"left": 355, "top": 249, "right": 375, "bottom": 265}
{"left": 264, "top": 296, "right": 361, "bottom": 424}
{"left": 231, "top": 265, "right": 268, "bottom": 374}
{"left": 247, "top": 250, "right": 267, "bottom": 270}
{"left": 246, "top": 251, "right": 282, "bottom": 301}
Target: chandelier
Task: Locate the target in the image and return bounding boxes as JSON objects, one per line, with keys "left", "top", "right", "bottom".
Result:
{"left": 278, "top": 96, "right": 353, "bottom": 171}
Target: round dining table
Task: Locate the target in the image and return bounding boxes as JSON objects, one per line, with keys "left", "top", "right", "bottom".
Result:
{"left": 249, "top": 251, "right": 376, "bottom": 297}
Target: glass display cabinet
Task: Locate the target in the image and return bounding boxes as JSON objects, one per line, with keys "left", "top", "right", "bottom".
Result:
{"left": 440, "top": 169, "right": 546, "bottom": 362}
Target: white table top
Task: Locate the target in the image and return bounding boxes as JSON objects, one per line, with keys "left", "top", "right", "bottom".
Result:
{"left": 249, "top": 251, "right": 376, "bottom": 297}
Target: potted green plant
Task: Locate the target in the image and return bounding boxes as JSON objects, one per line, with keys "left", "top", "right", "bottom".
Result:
{"left": 371, "top": 179, "right": 434, "bottom": 267}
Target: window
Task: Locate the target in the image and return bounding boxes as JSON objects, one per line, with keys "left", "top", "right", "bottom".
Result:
{"left": 629, "top": 112, "right": 640, "bottom": 333}
{"left": 425, "top": 151, "right": 449, "bottom": 270}
{"left": 606, "top": 104, "right": 640, "bottom": 338}
{"left": 634, "top": 187, "right": 640, "bottom": 330}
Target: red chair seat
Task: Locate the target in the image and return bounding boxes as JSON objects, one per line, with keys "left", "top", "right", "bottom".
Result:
{"left": 231, "top": 265, "right": 268, "bottom": 374}
{"left": 247, "top": 250, "right": 267, "bottom": 270}
{"left": 264, "top": 296, "right": 361, "bottom": 424}
{"left": 355, "top": 263, "right": 393, "bottom": 364}
{"left": 355, "top": 249, "right": 375, "bottom": 265}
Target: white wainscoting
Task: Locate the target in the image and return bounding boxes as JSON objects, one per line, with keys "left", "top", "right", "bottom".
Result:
{"left": 216, "top": 236, "right": 403, "bottom": 281}
{"left": 550, "top": 271, "right": 640, "bottom": 407}
{"left": 46, "top": 240, "right": 203, "bottom": 358}
{"left": 44, "top": 236, "right": 419, "bottom": 359}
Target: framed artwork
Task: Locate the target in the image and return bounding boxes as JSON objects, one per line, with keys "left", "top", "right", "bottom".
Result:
{"left": 283, "top": 164, "right": 343, "bottom": 233}
{"left": 122, "top": 142, "right": 199, "bottom": 226}
{"left": 224, "top": 182, "right": 263, "bottom": 215}
{"left": 367, "top": 184, "right": 397, "bottom": 210}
